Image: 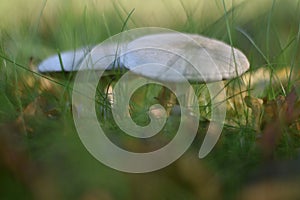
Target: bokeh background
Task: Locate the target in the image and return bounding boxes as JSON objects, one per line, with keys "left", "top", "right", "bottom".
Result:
{"left": 0, "top": 0, "right": 300, "bottom": 199}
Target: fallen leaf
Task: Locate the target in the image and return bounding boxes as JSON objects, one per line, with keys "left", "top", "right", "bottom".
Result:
{"left": 15, "top": 95, "right": 60, "bottom": 134}
{"left": 244, "top": 95, "right": 263, "bottom": 132}
{"left": 259, "top": 86, "right": 300, "bottom": 158}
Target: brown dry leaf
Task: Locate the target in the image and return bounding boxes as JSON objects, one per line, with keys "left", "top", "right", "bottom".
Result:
{"left": 16, "top": 57, "right": 62, "bottom": 102}
{"left": 245, "top": 86, "right": 300, "bottom": 129}
{"left": 284, "top": 87, "right": 300, "bottom": 124}
{"left": 296, "top": 119, "right": 300, "bottom": 131}
{"left": 244, "top": 95, "right": 263, "bottom": 132}
{"left": 15, "top": 95, "right": 60, "bottom": 134}
{"left": 259, "top": 86, "right": 300, "bottom": 158}
{"left": 261, "top": 95, "right": 286, "bottom": 129}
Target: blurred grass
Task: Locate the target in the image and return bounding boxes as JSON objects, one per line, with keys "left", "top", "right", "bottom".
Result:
{"left": 0, "top": 0, "right": 300, "bottom": 199}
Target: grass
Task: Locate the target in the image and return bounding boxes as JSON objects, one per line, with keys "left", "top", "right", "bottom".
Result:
{"left": 0, "top": 0, "right": 300, "bottom": 199}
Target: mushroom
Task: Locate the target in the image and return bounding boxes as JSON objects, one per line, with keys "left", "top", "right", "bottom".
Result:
{"left": 38, "top": 47, "right": 91, "bottom": 73}
{"left": 121, "top": 32, "right": 250, "bottom": 157}
{"left": 37, "top": 42, "right": 127, "bottom": 118}
{"left": 39, "top": 30, "right": 250, "bottom": 159}
{"left": 38, "top": 42, "right": 127, "bottom": 73}
{"left": 67, "top": 29, "right": 250, "bottom": 172}
{"left": 123, "top": 32, "right": 249, "bottom": 82}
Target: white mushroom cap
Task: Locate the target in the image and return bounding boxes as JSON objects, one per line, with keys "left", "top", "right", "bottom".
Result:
{"left": 38, "top": 47, "right": 89, "bottom": 72}
{"left": 38, "top": 43, "right": 126, "bottom": 73}
{"left": 122, "top": 33, "right": 249, "bottom": 83}
{"left": 38, "top": 32, "right": 249, "bottom": 82}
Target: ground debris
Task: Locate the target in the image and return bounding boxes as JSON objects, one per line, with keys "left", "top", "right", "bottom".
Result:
{"left": 245, "top": 86, "right": 300, "bottom": 157}
{"left": 15, "top": 95, "right": 61, "bottom": 134}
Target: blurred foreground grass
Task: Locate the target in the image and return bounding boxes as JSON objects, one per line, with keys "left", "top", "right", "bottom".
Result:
{"left": 0, "top": 0, "right": 300, "bottom": 199}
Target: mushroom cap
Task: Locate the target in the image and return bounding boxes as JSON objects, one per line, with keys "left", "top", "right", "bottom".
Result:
{"left": 38, "top": 43, "right": 126, "bottom": 73}
{"left": 38, "top": 47, "right": 89, "bottom": 72}
{"left": 122, "top": 33, "right": 249, "bottom": 83}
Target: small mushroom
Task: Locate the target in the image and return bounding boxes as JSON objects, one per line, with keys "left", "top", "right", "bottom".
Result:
{"left": 38, "top": 31, "right": 250, "bottom": 158}
{"left": 38, "top": 43, "right": 126, "bottom": 73}
{"left": 123, "top": 33, "right": 249, "bottom": 82}
{"left": 122, "top": 32, "right": 250, "bottom": 157}
{"left": 123, "top": 32, "right": 249, "bottom": 113}
{"left": 37, "top": 43, "right": 127, "bottom": 118}
{"left": 38, "top": 47, "right": 90, "bottom": 73}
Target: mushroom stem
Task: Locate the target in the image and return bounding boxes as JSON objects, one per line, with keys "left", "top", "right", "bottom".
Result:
{"left": 157, "top": 84, "right": 198, "bottom": 117}
{"left": 157, "top": 86, "right": 177, "bottom": 116}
